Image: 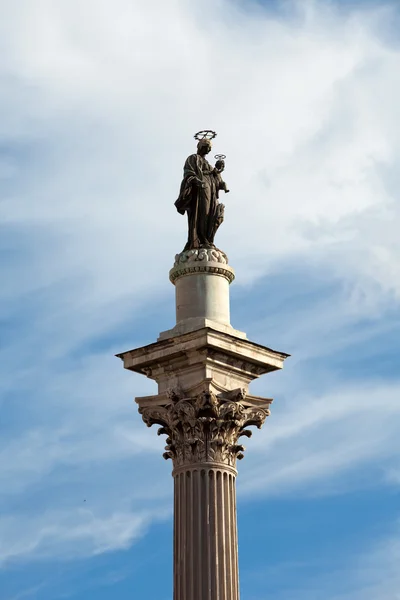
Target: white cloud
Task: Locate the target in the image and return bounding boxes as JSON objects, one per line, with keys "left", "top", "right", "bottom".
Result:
{"left": 239, "top": 381, "right": 400, "bottom": 497}
{"left": 0, "top": 509, "right": 152, "bottom": 565}
{"left": 0, "top": 0, "right": 400, "bottom": 565}
{"left": 0, "top": 0, "right": 399, "bottom": 301}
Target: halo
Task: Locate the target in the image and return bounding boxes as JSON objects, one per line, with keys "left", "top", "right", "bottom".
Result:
{"left": 194, "top": 130, "right": 217, "bottom": 141}
{"left": 214, "top": 154, "right": 226, "bottom": 160}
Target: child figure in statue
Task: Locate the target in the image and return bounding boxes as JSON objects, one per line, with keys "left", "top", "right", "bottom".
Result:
{"left": 214, "top": 159, "right": 230, "bottom": 194}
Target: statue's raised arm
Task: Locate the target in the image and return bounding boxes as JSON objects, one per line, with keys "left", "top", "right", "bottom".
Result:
{"left": 174, "top": 131, "right": 230, "bottom": 252}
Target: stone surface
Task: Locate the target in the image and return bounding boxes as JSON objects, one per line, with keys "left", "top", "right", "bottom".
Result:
{"left": 174, "top": 466, "right": 239, "bottom": 600}
{"left": 117, "top": 327, "right": 288, "bottom": 599}
{"left": 158, "top": 317, "right": 247, "bottom": 341}
{"left": 162, "top": 248, "right": 240, "bottom": 342}
{"left": 175, "top": 269, "right": 231, "bottom": 323}
{"left": 117, "top": 248, "right": 289, "bottom": 600}
{"left": 174, "top": 248, "right": 229, "bottom": 267}
{"left": 139, "top": 387, "right": 271, "bottom": 469}
{"left": 170, "top": 249, "right": 234, "bottom": 286}
{"left": 170, "top": 261, "right": 235, "bottom": 285}
{"left": 117, "top": 327, "right": 288, "bottom": 397}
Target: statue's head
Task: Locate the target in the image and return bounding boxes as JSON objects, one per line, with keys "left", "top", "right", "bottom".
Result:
{"left": 197, "top": 139, "right": 212, "bottom": 155}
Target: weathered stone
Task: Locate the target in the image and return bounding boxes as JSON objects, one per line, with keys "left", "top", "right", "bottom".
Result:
{"left": 116, "top": 246, "right": 289, "bottom": 600}
{"left": 158, "top": 250, "right": 243, "bottom": 341}
{"left": 174, "top": 248, "right": 229, "bottom": 267}
{"left": 139, "top": 388, "right": 270, "bottom": 468}
{"left": 118, "top": 327, "right": 287, "bottom": 396}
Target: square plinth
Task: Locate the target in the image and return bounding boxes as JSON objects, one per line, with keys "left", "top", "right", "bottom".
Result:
{"left": 117, "top": 327, "right": 289, "bottom": 396}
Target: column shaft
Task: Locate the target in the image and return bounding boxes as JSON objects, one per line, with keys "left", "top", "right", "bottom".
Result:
{"left": 173, "top": 467, "right": 239, "bottom": 600}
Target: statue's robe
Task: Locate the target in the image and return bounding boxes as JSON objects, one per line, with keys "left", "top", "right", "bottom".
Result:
{"left": 175, "top": 153, "right": 224, "bottom": 251}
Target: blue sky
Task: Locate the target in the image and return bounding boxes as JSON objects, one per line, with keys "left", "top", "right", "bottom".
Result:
{"left": 1, "top": 0, "right": 400, "bottom": 598}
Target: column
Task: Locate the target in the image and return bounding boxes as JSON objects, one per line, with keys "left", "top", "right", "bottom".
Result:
{"left": 173, "top": 465, "right": 239, "bottom": 600}
{"left": 139, "top": 389, "right": 270, "bottom": 600}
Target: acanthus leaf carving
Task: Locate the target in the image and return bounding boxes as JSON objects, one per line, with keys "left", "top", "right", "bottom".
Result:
{"left": 138, "top": 390, "right": 271, "bottom": 468}
{"left": 140, "top": 406, "right": 170, "bottom": 429}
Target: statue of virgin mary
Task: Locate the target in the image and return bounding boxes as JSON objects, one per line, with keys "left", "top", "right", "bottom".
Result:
{"left": 175, "top": 137, "right": 229, "bottom": 251}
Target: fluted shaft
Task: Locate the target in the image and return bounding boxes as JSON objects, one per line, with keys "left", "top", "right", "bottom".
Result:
{"left": 173, "top": 465, "right": 239, "bottom": 600}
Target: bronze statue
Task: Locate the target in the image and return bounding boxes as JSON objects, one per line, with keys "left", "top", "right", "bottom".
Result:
{"left": 175, "top": 131, "right": 229, "bottom": 251}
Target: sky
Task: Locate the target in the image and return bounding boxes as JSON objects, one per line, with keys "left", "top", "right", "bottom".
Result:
{"left": 0, "top": 0, "right": 399, "bottom": 598}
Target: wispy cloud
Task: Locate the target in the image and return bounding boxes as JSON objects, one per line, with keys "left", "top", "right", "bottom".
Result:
{"left": 0, "top": 509, "right": 153, "bottom": 565}
{"left": 239, "top": 381, "right": 400, "bottom": 497}
{"left": 6, "top": 584, "right": 46, "bottom": 600}
{"left": 0, "top": 0, "right": 399, "bottom": 580}
{"left": 272, "top": 524, "right": 400, "bottom": 600}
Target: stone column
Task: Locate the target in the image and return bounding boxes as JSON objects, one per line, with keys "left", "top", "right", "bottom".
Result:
{"left": 140, "top": 388, "right": 269, "bottom": 600}
{"left": 117, "top": 248, "right": 289, "bottom": 600}
{"left": 173, "top": 466, "right": 239, "bottom": 600}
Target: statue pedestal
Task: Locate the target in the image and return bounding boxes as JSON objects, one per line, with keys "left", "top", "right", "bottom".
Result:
{"left": 159, "top": 248, "right": 246, "bottom": 341}
{"left": 117, "top": 248, "right": 289, "bottom": 600}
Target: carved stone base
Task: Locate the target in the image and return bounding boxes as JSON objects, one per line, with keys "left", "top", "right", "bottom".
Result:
{"left": 171, "top": 248, "right": 234, "bottom": 284}
{"left": 162, "top": 247, "right": 239, "bottom": 341}
{"left": 173, "top": 247, "right": 230, "bottom": 268}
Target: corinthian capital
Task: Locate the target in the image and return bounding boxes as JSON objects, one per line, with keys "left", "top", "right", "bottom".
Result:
{"left": 139, "top": 390, "right": 270, "bottom": 469}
